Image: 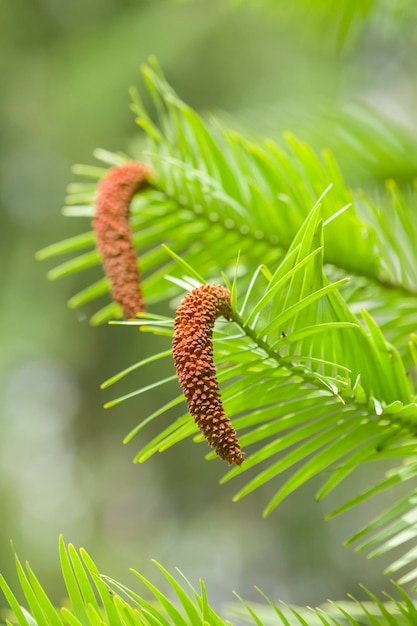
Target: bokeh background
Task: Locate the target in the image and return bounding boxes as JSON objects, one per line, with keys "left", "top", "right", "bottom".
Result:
{"left": 1, "top": 0, "right": 417, "bottom": 618}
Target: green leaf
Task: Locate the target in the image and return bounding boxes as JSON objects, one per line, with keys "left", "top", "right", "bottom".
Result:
{"left": 151, "top": 562, "right": 201, "bottom": 624}
{"left": 36, "top": 232, "right": 96, "bottom": 260}
{"left": 129, "top": 570, "right": 188, "bottom": 625}
{"left": 100, "top": 350, "right": 172, "bottom": 389}
{"left": 0, "top": 574, "right": 32, "bottom": 626}
{"left": 59, "top": 536, "right": 90, "bottom": 626}
{"left": 79, "top": 549, "right": 123, "bottom": 626}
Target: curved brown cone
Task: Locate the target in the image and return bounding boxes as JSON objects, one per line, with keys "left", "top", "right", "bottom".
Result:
{"left": 173, "top": 284, "right": 244, "bottom": 465}
{"left": 93, "top": 161, "right": 152, "bottom": 318}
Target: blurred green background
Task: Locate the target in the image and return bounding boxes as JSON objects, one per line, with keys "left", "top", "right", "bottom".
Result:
{"left": 1, "top": 0, "right": 417, "bottom": 615}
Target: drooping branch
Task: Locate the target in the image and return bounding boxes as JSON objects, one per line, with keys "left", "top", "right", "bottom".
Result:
{"left": 93, "top": 162, "right": 152, "bottom": 318}
{"left": 173, "top": 284, "right": 245, "bottom": 465}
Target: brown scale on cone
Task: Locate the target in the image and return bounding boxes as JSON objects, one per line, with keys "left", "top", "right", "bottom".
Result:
{"left": 93, "top": 161, "right": 152, "bottom": 318}
{"left": 173, "top": 284, "right": 245, "bottom": 465}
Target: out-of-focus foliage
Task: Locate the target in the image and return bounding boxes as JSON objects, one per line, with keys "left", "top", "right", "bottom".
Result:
{"left": 269, "top": 104, "right": 417, "bottom": 187}
{"left": 173, "top": 0, "right": 417, "bottom": 48}
{"left": 1, "top": 538, "right": 417, "bottom": 626}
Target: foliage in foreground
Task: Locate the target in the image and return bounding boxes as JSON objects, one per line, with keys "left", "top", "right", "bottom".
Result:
{"left": 1, "top": 537, "right": 417, "bottom": 626}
